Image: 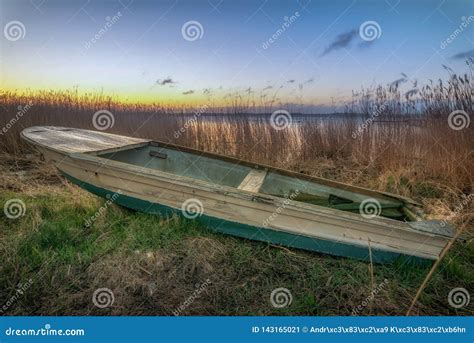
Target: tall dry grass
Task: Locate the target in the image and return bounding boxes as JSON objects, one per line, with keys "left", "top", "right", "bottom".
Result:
{"left": 0, "top": 64, "right": 472, "bottom": 195}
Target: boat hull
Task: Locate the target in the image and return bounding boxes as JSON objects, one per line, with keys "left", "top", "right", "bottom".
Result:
{"left": 62, "top": 172, "right": 427, "bottom": 264}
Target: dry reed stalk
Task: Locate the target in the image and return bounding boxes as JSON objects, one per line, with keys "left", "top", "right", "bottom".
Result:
{"left": 406, "top": 216, "right": 473, "bottom": 316}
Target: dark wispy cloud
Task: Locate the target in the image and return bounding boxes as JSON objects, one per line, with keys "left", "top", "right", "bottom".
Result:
{"left": 182, "top": 90, "right": 194, "bottom": 95}
{"left": 451, "top": 49, "right": 474, "bottom": 60}
{"left": 287, "top": 79, "right": 295, "bottom": 83}
{"left": 262, "top": 86, "right": 273, "bottom": 91}
{"left": 156, "top": 77, "right": 176, "bottom": 86}
{"left": 320, "top": 29, "right": 358, "bottom": 57}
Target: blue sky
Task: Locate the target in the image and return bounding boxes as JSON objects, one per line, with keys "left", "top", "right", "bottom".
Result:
{"left": 1, "top": 0, "right": 473, "bottom": 110}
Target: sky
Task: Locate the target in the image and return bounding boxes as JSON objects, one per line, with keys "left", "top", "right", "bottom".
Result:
{"left": 1, "top": 0, "right": 473, "bottom": 111}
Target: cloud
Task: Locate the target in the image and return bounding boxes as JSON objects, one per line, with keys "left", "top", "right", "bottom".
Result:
{"left": 451, "top": 49, "right": 474, "bottom": 60}
{"left": 156, "top": 77, "right": 176, "bottom": 86}
{"left": 262, "top": 86, "right": 273, "bottom": 91}
{"left": 182, "top": 90, "right": 194, "bottom": 95}
{"left": 287, "top": 79, "right": 295, "bottom": 83}
{"left": 320, "top": 29, "right": 358, "bottom": 56}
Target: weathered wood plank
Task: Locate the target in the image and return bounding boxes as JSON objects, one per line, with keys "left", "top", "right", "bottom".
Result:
{"left": 237, "top": 169, "right": 267, "bottom": 193}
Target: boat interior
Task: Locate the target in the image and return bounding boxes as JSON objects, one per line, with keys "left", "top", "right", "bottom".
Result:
{"left": 97, "top": 142, "right": 413, "bottom": 222}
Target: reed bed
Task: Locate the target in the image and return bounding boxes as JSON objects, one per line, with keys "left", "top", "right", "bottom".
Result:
{"left": 0, "top": 88, "right": 474, "bottom": 194}
{"left": 0, "top": 65, "right": 472, "bottom": 195}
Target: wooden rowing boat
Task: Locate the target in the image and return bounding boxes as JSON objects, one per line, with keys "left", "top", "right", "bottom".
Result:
{"left": 21, "top": 126, "right": 455, "bottom": 263}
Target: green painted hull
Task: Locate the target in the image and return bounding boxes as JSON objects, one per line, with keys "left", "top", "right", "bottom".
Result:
{"left": 63, "top": 173, "right": 428, "bottom": 264}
